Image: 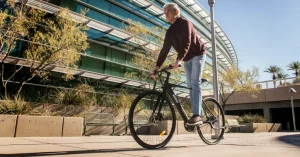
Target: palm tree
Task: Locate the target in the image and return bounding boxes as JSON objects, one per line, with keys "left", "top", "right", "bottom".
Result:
{"left": 287, "top": 61, "right": 300, "bottom": 77}
{"left": 277, "top": 71, "right": 289, "bottom": 85}
{"left": 264, "top": 65, "right": 281, "bottom": 88}
{"left": 264, "top": 65, "right": 281, "bottom": 80}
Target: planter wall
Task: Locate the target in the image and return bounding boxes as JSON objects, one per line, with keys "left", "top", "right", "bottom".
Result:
{"left": 0, "top": 115, "right": 17, "bottom": 137}
{"left": 238, "top": 123, "right": 282, "bottom": 133}
{"left": 62, "top": 117, "right": 83, "bottom": 137}
{"left": 16, "top": 115, "right": 64, "bottom": 137}
{"left": 0, "top": 114, "right": 284, "bottom": 137}
{"left": 0, "top": 114, "right": 84, "bottom": 137}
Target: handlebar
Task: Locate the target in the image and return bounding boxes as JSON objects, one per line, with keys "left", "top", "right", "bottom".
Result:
{"left": 151, "top": 64, "right": 182, "bottom": 76}
{"left": 149, "top": 64, "right": 182, "bottom": 90}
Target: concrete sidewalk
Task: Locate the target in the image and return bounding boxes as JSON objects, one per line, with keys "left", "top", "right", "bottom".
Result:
{"left": 0, "top": 132, "right": 299, "bottom": 157}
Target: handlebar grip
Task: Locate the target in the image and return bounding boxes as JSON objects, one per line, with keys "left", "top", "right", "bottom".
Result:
{"left": 168, "top": 64, "right": 182, "bottom": 69}
{"left": 149, "top": 70, "right": 159, "bottom": 76}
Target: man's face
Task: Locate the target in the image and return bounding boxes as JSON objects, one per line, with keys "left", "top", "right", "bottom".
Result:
{"left": 164, "top": 7, "right": 177, "bottom": 23}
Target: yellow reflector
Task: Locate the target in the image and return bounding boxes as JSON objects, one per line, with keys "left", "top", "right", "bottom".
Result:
{"left": 214, "top": 108, "right": 219, "bottom": 115}
{"left": 159, "top": 130, "right": 165, "bottom": 137}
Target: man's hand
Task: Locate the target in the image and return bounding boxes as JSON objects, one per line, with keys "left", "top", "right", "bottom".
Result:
{"left": 172, "top": 60, "right": 182, "bottom": 70}
{"left": 150, "top": 66, "right": 160, "bottom": 80}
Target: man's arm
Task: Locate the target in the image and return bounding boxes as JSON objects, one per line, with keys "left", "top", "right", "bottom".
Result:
{"left": 177, "top": 19, "right": 193, "bottom": 61}
{"left": 155, "top": 34, "right": 171, "bottom": 68}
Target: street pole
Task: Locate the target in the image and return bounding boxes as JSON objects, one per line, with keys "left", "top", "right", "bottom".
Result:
{"left": 290, "top": 88, "right": 297, "bottom": 131}
{"left": 208, "top": 0, "right": 220, "bottom": 137}
{"left": 208, "top": 0, "right": 219, "bottom": 102}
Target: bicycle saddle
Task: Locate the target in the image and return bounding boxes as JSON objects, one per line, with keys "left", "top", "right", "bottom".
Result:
{"left": 201, "top": 79, "right": 207, "bottom": 83}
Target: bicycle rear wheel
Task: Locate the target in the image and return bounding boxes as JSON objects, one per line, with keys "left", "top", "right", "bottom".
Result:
{"left": 128, "top": 91, "right": 176, "bottom": 149}
{"left": 197, "top": 97, "right": 225, "bottom": 145}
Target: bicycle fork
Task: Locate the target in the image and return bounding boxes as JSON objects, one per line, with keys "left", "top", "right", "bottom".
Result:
{"left": 149, "top": 93, "right": 165, "bottom": 122}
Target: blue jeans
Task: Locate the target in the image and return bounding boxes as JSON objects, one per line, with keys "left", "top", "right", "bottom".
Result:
{"left": 183, "top": 55, "right": 206, "bottom": 116}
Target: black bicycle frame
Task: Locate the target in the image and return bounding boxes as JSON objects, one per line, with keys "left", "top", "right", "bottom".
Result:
{"left": 156, "top": 70, "right": 190, "bottom": 122}
{"left": 149, "top": 68, "right": 225, "bottom": 132}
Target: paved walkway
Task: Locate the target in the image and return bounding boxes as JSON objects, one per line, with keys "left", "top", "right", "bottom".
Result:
{"left": 0, "top": 132, "right": 299, "bottom": 157}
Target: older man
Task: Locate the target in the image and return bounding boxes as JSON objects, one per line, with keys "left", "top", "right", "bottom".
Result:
{"left": 151, "top": 3, "right": 206, "bottom": 125}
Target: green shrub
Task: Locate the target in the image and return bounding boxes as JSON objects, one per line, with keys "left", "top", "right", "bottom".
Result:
{"left": 46, "top": 84, "right": 97, "bottom": 106}
{"left": 0, "top": 96, "right": 31, "bottom": 115}
{"left": 97, "top": 93, "right": 119, "bottom": 108}
{"left": 96, "top": 89, "right": 136, "bottom": 115}
{"left": 237, "top": 114, "right": 267, "bottom": 123}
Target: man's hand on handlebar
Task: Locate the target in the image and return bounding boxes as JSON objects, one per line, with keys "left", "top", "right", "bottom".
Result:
{"left": 150, "top": 62, "right": 182, "bottom": 80}
{"left": 150, "top": 66, "right": 160, "bottom": 80}
{"left": 172, "top": 60, "right": 182, "bottom": 71}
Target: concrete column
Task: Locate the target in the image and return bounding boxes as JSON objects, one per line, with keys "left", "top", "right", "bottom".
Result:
{"left": 263, "top": 107, "right": 271, "bottom": 122}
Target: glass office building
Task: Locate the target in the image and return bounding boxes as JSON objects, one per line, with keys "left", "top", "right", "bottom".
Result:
{"left": 5, "top": 0, "right": 238, "bottom": 97}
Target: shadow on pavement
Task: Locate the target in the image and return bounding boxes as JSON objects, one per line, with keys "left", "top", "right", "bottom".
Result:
{"left": 277, "top": 133, "right": 300, "bottom": 147}
{"left": 0, "top": 140, "right": 134, "bottom": 147}
{"left": 1, "top": 145, "right": 208, "bottom": 157}
{"left": 1, "top": 148, "right": 146, "bottom": 157}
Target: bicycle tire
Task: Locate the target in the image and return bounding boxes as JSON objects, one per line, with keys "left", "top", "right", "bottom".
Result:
{"left": 128, "top": 91, "right": 176, "bottom": 149}
{"left": 197, "top": 97, "right": 225, "bottom": 145}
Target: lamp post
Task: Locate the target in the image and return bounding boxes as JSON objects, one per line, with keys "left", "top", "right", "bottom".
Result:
{"left": 208, "top": 0, "right": 220, "bottom": 138}
{"left": 208, "top": 0, "right": 219, "bottom": 101}
{"left": 289, "top": 87, "right": 297, "bottom": 131}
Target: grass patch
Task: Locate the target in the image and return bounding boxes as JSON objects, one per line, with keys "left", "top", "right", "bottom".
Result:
{"left": 0, "top": 96, "right": 31, "bottom": 115}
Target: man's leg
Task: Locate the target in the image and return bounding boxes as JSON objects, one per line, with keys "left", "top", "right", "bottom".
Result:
{"left": 183, "top": 60, "right": 192, "bottom": 105}
{"left": 186, "top": 55, "right": 206, "bottom": 125}
{"left": 190, "top": 55, "right": 206, "bottom": 115}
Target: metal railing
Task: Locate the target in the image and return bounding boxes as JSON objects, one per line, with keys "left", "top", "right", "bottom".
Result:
{"left": 254, "top": 77, "right": 300, "bottom": 89}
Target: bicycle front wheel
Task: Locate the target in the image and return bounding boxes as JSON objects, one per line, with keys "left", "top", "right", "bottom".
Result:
{"left": 128, "top": 91, "right": 176, "bottom": 149}
{"left": 197, "top": 97, "right": 225, "bottom": 145}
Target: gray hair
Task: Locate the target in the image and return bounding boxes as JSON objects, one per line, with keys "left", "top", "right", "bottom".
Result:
{"left": 163, "top": 3, "right": 180, "bottom": 16}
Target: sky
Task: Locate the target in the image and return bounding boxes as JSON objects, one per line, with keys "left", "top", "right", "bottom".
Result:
{"left": 197, "top": 0, "right": 300, "bottom": 81}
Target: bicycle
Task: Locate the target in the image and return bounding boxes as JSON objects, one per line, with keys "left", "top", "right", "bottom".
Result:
{"left": 128, "top": 65, "right": 225, "bottom": 149}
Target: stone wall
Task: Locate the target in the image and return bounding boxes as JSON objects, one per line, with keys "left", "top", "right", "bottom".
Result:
{"left": 0, "top": 115, "right": 83, "bottom": 137}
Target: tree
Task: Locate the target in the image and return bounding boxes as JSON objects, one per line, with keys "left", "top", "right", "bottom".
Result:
{"left": 219, "top": 66, "right": 260, "bottom": 110}
{"left": 122, "top": 20, "right": 182, "bottom": 87}
{"left": 264, "top": 65, "right": 281, "bottom": 88}
{"left": 0, "top": 1, "right": 88, "bottom": 98}
{"left": 287, "top": 61, "right": 300, "bottom": 77}
{"left": 276, "top": 70, "right": 289, "bottom": 85}
{"left": 0, "top": 0, "right": 29, "bottom": 97}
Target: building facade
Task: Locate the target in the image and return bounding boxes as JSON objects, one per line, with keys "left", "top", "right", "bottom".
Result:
{"left": 3, "top": 0, "right": 238, "bottom": 97}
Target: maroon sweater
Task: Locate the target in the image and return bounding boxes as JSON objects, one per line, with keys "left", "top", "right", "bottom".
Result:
{"left": 156, "top": 17, "right": 206, "bottom": 68}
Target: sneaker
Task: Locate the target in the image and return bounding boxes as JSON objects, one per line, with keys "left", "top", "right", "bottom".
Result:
{"left": 186, "top": 115, "right": 203, "bottom": 125}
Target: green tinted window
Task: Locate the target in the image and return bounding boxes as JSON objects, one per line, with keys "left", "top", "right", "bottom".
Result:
{"left": 111, "top": 49, "right": 126, "bottom": 64}
{"left": 109, "top": 18, "right": 123, "bottom": 29}
{"left": 87, "top": 42, "right": 106, "bottom": 59}
{"left": 80, "top": 56, "right": 104, "bottom": 73}
{"left": 48, "top": 0, "right": 60, "bottom": 5}
{"left": 126, "top": 54, "right": 134, "bottom": 66}
{"left": 88, "top": 10, "right": 109, "bottom": 23}
{"left": 110, "top": 4, "right": 130, "bottom": 20}
{"left": 106, "top": 48, "right": 126, "bottom": 64}
{"left": 86, "top": 28, "right": 106, "bottom": 40}
{"left": 105, "top": 63, "right": 124, "bottom": 77}
{"left": 89, "top": 0, "right": 111, "bottom": 12}
{"left": 145, "top": 21, "right": 157, "bottom": 29}
{"left": 129, "top": 13, "right": 145, "bottom": 25}
{"left": 60, "top": 0, "right": 77, "bottom": 12}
